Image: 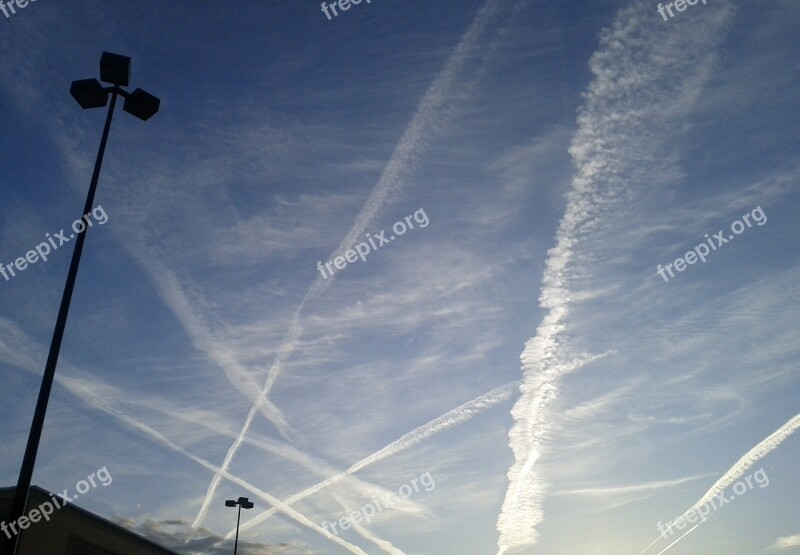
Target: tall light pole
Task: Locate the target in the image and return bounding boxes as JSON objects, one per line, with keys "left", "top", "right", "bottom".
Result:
{"left": 225, "top": 497, "right": 254, "bottom": 555}
{"left": 1, "top": 52, "right": 159, "bottom": 555}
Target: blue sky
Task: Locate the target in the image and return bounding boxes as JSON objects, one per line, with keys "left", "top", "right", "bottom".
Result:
{"left": 1, "top": 1, "right": 799, "bottom": 554}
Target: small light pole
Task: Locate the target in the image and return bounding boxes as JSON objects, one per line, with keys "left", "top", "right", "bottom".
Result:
{"left": 1, "top": 52, "right": 159, "bottom": 555}
{"left": 225, "top": 497, "right": 254, "bottom": 555}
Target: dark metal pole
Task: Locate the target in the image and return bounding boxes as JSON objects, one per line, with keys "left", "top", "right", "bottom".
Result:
{"left": 234, "top": 503, "right": 242, "bottom": 555}
{"left": 2, "top": 89, "right": 119, "bottom": 555}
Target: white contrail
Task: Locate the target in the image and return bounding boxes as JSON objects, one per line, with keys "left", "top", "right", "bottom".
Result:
{"left": 134, "top": 254, "right": 292, "bottom": 437}
{"left": 641, "top": 412, "right": 800, "bottom": 554}
{"left": 0, "top": 316, "right": 404, "bottom": 510}
{"left": 556, "top": 473, "right": 716, "bottom": 498}
{"left": 194, "top": 0, "right": 506, "bottom": 528}
{"left": 0, "top": 318, "right": 396, "bottom": 554}
{"left": 333, "top": 493, "right": 408, "bottom": 555}
{"left": 93, "top": 402, "right": 369, "bottom": 555}
{"left": 140, "top": 392, "right": 425, "bottom": 511}
{"left": 229, "top": 381, "right": 518, "bottom": 537}
{"left": 34, "top": 360, "right": 369, "bottom": 553}
{"left": 497, "top": 354, "right": 606, "bottom": 553}
{"left": 653, "top": 523, "right": 701, "bottom": 555}
{"left": 190, "top": 297, "right": 305, "bottom": 527}
{"left": 496, "top": 2, "right": 733, "bottom": 552}
{"left": 350, "top": 517, "right": 407, "bottom": 555}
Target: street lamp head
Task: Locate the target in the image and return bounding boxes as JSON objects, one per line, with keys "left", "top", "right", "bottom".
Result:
{"left": 70, "top": 79, "right": 109, "bottom": 109}
{"left": 123, "top": 88, "right": 160, "bottom": 121}
{"left": 72, "top": 52, "right": 159, "bottom": 120}
{"left": 226, "top": 497, "right": 253, "bottom": 509}
{"left": 100, "top": 51, "right": 131, "bottom": 87}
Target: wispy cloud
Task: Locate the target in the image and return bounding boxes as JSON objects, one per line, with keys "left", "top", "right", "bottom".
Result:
{"left": 496, "top": 2, "right": 733, "bottom": 552}
{"left": 2, "top": 350, "right": 367, "bottom": 554}
{"left": 769, "top": 534, "right": 800, "bottom": 550}
{"left": 114, "top": 518, "right": 309, "bottom": 555}
{"left": 556, "top": 474, "right": 716, "bottom": 498}
{"left": 81, "top": 385, "right": 371, "bottom": 555}
{"left": 231, "top": 381, "right": 517, "bottom": 536}
{"left": 194, "top": 0, "right": 509, "bottom": 531}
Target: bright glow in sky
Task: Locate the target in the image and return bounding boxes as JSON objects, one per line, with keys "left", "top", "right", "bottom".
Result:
{"left": 1, "top": 1, "right": 799, "bottom": 554}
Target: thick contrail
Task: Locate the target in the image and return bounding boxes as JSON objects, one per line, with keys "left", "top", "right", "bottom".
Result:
{"left": 229, "top": 381, "right": 518, "bottom": 537}
{"left": 496, "top": 1, "right": 733, "bottom": 552}
{"left": 641, "top": 412, "right": 800, "bottom": 554}
{"left": 194, "top": 0, "right": 507, "bottom": 528}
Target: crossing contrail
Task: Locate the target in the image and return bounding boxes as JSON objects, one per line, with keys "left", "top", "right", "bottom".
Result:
{"left": 229, "top": 381, "right": 518, "bottom": 537}
{"left": 98, "top": 403, "right": 370, "bottom": 555}
{"left": 193, "top": 0, "right": 508, "bottom": 529}
{"left": 0, "top": 317, "right": 377, "bottom": 554}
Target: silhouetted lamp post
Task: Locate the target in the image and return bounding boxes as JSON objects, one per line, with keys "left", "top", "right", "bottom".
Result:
{"left": 225, "top": 497, "right": 254, "bottom": 555}
{"left": 2, "top": 52, "right": 159, "bottom": 555}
